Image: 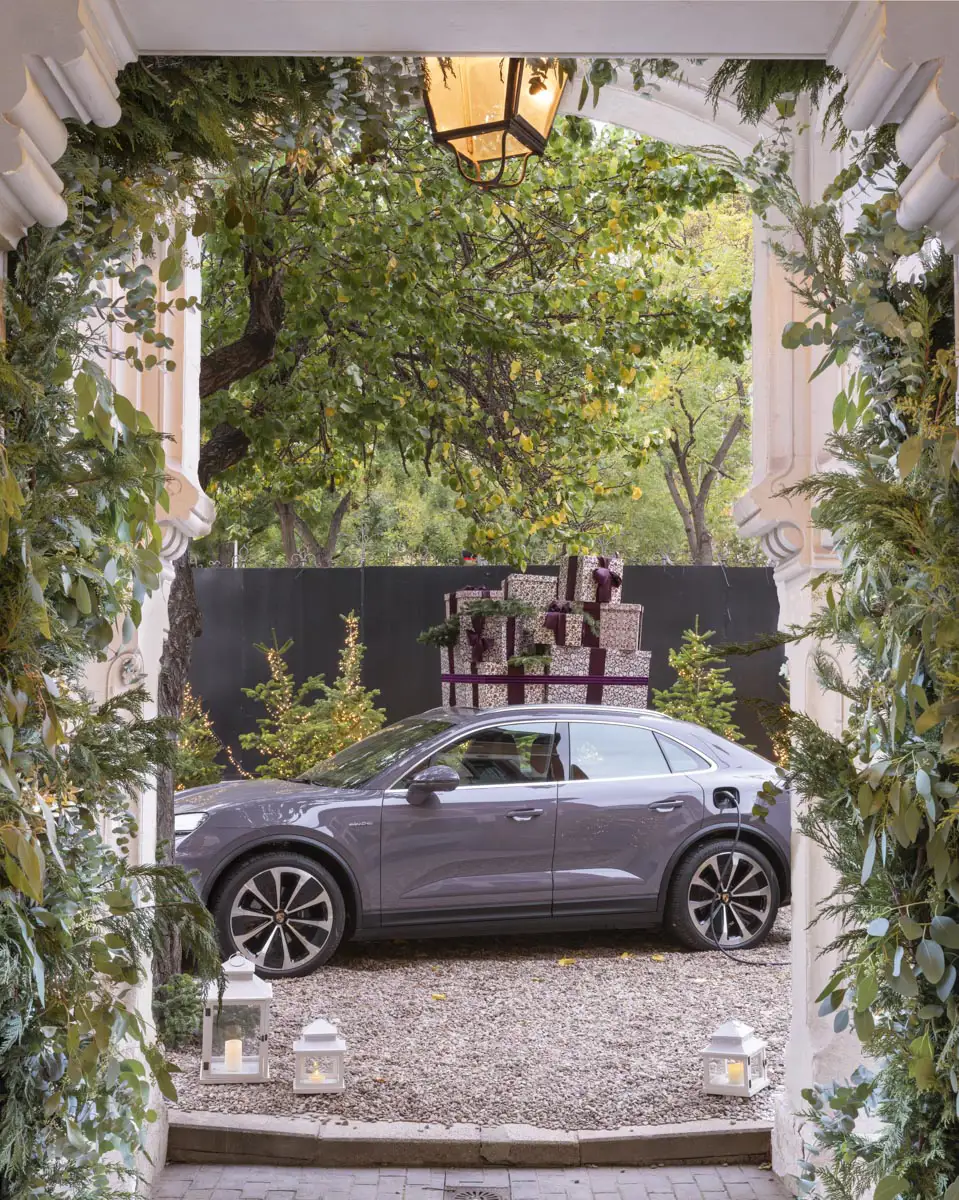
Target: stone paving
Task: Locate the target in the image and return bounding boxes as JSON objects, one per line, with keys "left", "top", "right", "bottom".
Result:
{"left": 153, "top": 1164, "right": 789, "bottom": 1200}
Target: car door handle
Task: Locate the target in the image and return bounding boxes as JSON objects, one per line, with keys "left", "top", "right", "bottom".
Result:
{"left": 652, "top": 800, "right": 684, "bottom": 813}
{"left": 507, "top": 808, "right": 544, "bottom": 821}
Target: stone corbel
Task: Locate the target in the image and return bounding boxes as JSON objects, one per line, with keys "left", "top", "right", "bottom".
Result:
{"left": 0, "top": 0, "right": 133, "bottom": 248}
{"left": 159, "top": 462, "right": 215, "bottom": 578}
{"left": 830, "top": 1, "right": 959, "bottom": 250}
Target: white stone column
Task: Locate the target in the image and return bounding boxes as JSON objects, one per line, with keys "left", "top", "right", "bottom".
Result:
{"left": 734, "top": 103, "right": 861, "bottom": 1189}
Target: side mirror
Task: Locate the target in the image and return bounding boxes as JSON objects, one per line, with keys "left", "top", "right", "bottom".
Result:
{"left": 407, "top": 764, "right": 460, "bottom": 806}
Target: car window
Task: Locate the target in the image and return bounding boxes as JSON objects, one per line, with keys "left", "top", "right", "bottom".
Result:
{"left": 406, "top": 722, "right": 563, "bottom": 787}
{"left": 655, "top": 733, "right": 711, "bottom": 773}
{"left": 300, "top": 716, "right": 454, "bottom": 787}
{"left": 568, "top": 722, "right": 669, "bottom": 781}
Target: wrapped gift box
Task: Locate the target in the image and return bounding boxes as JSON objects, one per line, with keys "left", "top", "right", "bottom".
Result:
{"left": 455, "top": 612, "right": 532, "bottom": 667}
{"left": 503, "top": 573, "right": 558, "bottom": 607}
{"left": 557, "top": 554, "right": 624, "bottom": 606}
{"left": 441, "top": 659, "right": 549, "bottom": 708}
{"left": 444, "top": 586, "right": 503, "bottom": 618}
{"left": 548, "top": 646, "right": 651, "bottom": 706}
{"left": 538, "top": 601, "right": 643, "bottom": 652}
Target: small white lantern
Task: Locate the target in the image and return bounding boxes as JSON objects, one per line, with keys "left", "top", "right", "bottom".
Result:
{"left": 702, "top": 1019, "right": 769, "bottom": 1098}
{"left": 200, "top": 954, "right": 272, "bottom": 1084}
{"left": 292, "top": 1018, "right": 348, "bottom": 1093}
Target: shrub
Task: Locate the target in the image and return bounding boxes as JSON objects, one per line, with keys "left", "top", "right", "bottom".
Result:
{"left": 153, "top": 974, "right": 204, "bottom": 1049}
{"left": 175, "top": 683, "right": 226, "bottom": 791}
{"left": 240, "top": 612, "right": 385, "bottom": 778}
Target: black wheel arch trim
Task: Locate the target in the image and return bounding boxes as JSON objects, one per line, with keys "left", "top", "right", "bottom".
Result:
{"left": 656, "top": 822, "right": 790, "bottom": 914}
{"left": 203, "top": 833, "right": 368, "bottom": 930}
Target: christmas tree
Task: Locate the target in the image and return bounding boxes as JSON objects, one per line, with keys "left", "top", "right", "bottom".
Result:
{"left": 652, "top": 620, "right": 744, "bottom": 742}
{"left": 240, "top": 613, "right": 385, "bottom": 779}
{"left": 175, "top": 683, "right": 226, "bottom": 790}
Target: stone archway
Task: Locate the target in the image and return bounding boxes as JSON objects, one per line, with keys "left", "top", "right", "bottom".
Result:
{"left": 3, "top": 1, "right": 959, "bottom": 1187}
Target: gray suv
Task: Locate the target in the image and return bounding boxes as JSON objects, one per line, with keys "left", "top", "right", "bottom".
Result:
{"left": 175, "top": 705, "right": 790, "bottom": 978}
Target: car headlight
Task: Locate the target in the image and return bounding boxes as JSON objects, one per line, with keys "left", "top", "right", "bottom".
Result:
{"left": 174, "top": 811, "right": 208, "bottom": 848}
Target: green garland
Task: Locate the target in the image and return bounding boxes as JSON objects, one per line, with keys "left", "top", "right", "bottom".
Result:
{"left": 738, "top": 122, "right": 959, "bottom": 1198}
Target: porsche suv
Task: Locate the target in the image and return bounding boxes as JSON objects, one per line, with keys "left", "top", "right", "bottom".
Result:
{"left": 174, "top": 705, "right": 790, "bottom": 978}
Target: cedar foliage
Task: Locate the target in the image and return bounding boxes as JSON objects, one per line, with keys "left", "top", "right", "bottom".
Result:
{"left": 652, "top": 620, "right": 743, "bottom": 741}
{"left": 175, "top": 683, "right": 226, "bottom": 791}
{"left": 240, "top": 614, "right": 385, "bottom": 778}
{"left": 734, "top": 120, "right": 959, "bottom": 1198}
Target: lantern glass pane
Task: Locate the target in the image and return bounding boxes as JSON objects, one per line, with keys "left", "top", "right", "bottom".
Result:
{"left": 447, "top": 131, "right": 531, "bottom": 165}
{"left": 424, "top": 58, "right": 509, "bottom": 138}
{"left": 301, "top": 1053, "right": 341, "bottom": 1085}
{"left": 515, "top": 62, "right": 565, "bottom": 140}
{"left": 210, "top": 1003, "right": 261, "bottom": 1075}
{"left": 708, "top": 1056, "right": 746, "bottom": 1087}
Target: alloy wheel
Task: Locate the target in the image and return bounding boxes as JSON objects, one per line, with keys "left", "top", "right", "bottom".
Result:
{"left": 229, "top": 865, "right": 334, "bottom": 972}
{"left": 686, "top": 850, "right": 773, "bottom": 946}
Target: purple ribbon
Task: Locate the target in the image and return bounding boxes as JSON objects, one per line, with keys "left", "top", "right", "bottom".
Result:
{"left": 592, "top": 557, "right": 622, "bottom": 604}
{"left": 467, "top": 617, "right": 493, "bottom": 661}
{"left": 544, "top": 600, "right": 572, "bottom": 644}
{"left": 441, "top": 674, "right": 648, "bottom": 686}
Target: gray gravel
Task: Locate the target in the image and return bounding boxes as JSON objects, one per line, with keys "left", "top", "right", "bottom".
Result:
{"left": 170, "top": 912, "right": 790, "bottom": 1130}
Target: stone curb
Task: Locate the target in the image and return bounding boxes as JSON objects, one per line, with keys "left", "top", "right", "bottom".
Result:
{"left": 167, "top": 1112, "right": 772, "bottom": 1168}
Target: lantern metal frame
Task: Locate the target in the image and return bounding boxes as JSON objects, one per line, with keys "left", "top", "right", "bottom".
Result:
{"left": 701, "top": 1018, "right": 769, "bottom": 1098}
{"left": 292, "top": 1017, "right": 348, "bottom": 1093}
{"left": 200, "top": 953, "right": 273, "bottom": 1084}
{"left": 422, "top": 57, "right": 564, "bottom": 190}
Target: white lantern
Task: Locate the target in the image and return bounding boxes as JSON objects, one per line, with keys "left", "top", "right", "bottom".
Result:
{"left": 200, "top": 954, "right": 272, "bottom": 1084}
{"left": 292, "top": 1018, "right": 348, "bottom": 1093}
{"left": 701, "top": 1019, "right": 769, "bottom": 1098}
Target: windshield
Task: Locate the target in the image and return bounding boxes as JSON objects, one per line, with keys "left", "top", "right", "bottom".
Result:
{"left": 299, "top": 716, "right": 454, "bottom": 788}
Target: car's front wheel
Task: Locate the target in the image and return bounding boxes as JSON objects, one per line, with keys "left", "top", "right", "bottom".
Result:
{"left": 213, "top": 851, "right": 347, "bottom": 977}
{"left": 665, "top": 839, "right": 780, "bottom": 951}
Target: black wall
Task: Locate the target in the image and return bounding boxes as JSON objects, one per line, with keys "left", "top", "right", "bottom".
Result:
{"left": 190, "top": 565, "right": 784, "bottom": 771}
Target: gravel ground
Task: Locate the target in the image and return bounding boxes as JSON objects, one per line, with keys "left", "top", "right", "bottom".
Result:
{"left": 170, "top": 911, "right": 790, "bottom": 1130}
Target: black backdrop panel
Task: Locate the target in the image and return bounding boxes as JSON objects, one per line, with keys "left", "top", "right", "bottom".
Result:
{"left": 191, "top": 565, "right": 784, "bottom": 771}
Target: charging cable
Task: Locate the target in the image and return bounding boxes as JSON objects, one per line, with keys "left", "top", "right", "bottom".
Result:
{"left": 704, "top": 796, "right": 791, "bottom": 968}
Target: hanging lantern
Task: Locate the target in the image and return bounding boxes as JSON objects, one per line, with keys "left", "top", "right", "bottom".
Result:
{"left": 292, "top": 1017, "right": 348, "bottom": 1093}
{"left": 200, "top": 954, "right": 272, "bottom": 1084}
{"left": 422, "top": 57, "right": 566, "bottom": 189}
{"left": 701, "top": 1019, "right": 769, "bottom": 1098}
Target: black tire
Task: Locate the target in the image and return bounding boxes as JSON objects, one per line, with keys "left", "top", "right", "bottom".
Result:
{"left": 665, "top": 838, "right": 780, "bottom": 952}
{"left": 213, "top": 851, "right": 347, "bottom": 978}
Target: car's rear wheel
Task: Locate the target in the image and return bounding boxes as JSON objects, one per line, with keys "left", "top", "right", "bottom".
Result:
{"left": 665, "top": 839, "right": 780, "bottom": 951}
{"left": 213, "top": 851, "right": 346, "bottom": 977}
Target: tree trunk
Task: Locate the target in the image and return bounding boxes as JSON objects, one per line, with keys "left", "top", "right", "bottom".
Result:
{"left": 217, "top": 540, "right": 234, "bottom": 567}
{"left": 154, "top": 550, "right": 203, "bottom": 984}
{"left": 292, "top": 492, "right": 351, "bottom": 567}
{"left": 274, "top": 500, "right": 298, "bottom": 565}
{"left": 199, "top": 267, "right": 286, "bottom": 400}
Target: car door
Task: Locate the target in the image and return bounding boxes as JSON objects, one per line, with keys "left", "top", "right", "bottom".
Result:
{"left": 552, "top": 720, "right": 707, "bottom": 917}
{"left": 379, "top": 720, "right": 561, "bottom": 927}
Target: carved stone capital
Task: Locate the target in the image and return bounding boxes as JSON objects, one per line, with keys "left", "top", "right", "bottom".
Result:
{"left": 0, "top": 0, "right": 133, "bottom": 248}
{"left": 830, "top": 1, "right": 959, "bottom": 250}
{"left": 159, "top": 460, "right": 215, "bottom": 576}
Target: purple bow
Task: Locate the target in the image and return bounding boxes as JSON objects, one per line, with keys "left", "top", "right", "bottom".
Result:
{"left": 592, "top": 556, "right": 622, "bottom": 604}
{"left": 544, "top": 600, "right": 572, "bottom": 635}
{"left": 467, "top": 616, "right": 493, "bottom": 661}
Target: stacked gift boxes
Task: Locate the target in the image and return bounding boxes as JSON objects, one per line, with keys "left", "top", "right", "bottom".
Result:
{"left": 439, "top": 556, "right": 651, "bottom": 708}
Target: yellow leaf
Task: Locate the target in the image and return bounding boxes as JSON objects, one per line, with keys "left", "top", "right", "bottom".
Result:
{"left": 585, "top": 364, "right": 594, "bottom": 382}
{"left": 337, "top": 292, "right": 348, "bottom": 304}
{"left": 619, "top": 952, "right": 633, "bottom": 960}
{"left": 431, "top": 992, "right": 447, "bottom": 1000}
{"left": 557, "top": 957, "right": 577, "bottom": 966}
{"left": 519, "top": 434, "right": 534, "bottom": 453}
{"left": 509, "top": 360, "right": 522, "bottom": 380}
{"left": 414, "top": 177, "right": 422, "bottom": 196}
{"left": 454, "top": 497, "right": 466, "bottom": 510}
{"left": 387, "top": 255, "right": 398, "bottom": 273}
{"left": 427, "top": 377, "right": 439, "bottom": 389}
{"left": 620, "top": 366, "right": 637, "bottom": 385}
{"left": 324, "top": 406, "right": 335, "bottom": 418}
{"left": 631, "top": 486, "right": 643, "bottom": 500}
{"left": 615, "top": 278, "right": 627, "bottom": 291}
{"left": 651, "top": 954, "right": 666, "bottom": 962}
{"left": 534, "top": 369, "right": 542, "bottom": 382}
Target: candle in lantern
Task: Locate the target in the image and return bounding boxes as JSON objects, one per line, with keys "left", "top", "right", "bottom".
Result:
{"left": 726, "top": 1060, "right": 745, "bottom": 1086}
{"left": 224, "top": 1038, "right": 243, "bottom": 1073}
{"left": 308, "top": 1063, "right": 325, "bottom": 1084}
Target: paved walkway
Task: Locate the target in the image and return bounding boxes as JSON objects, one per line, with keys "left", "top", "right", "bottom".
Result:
{"left": 154, "top": 1165, "right": 789, "bottom": 1200}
